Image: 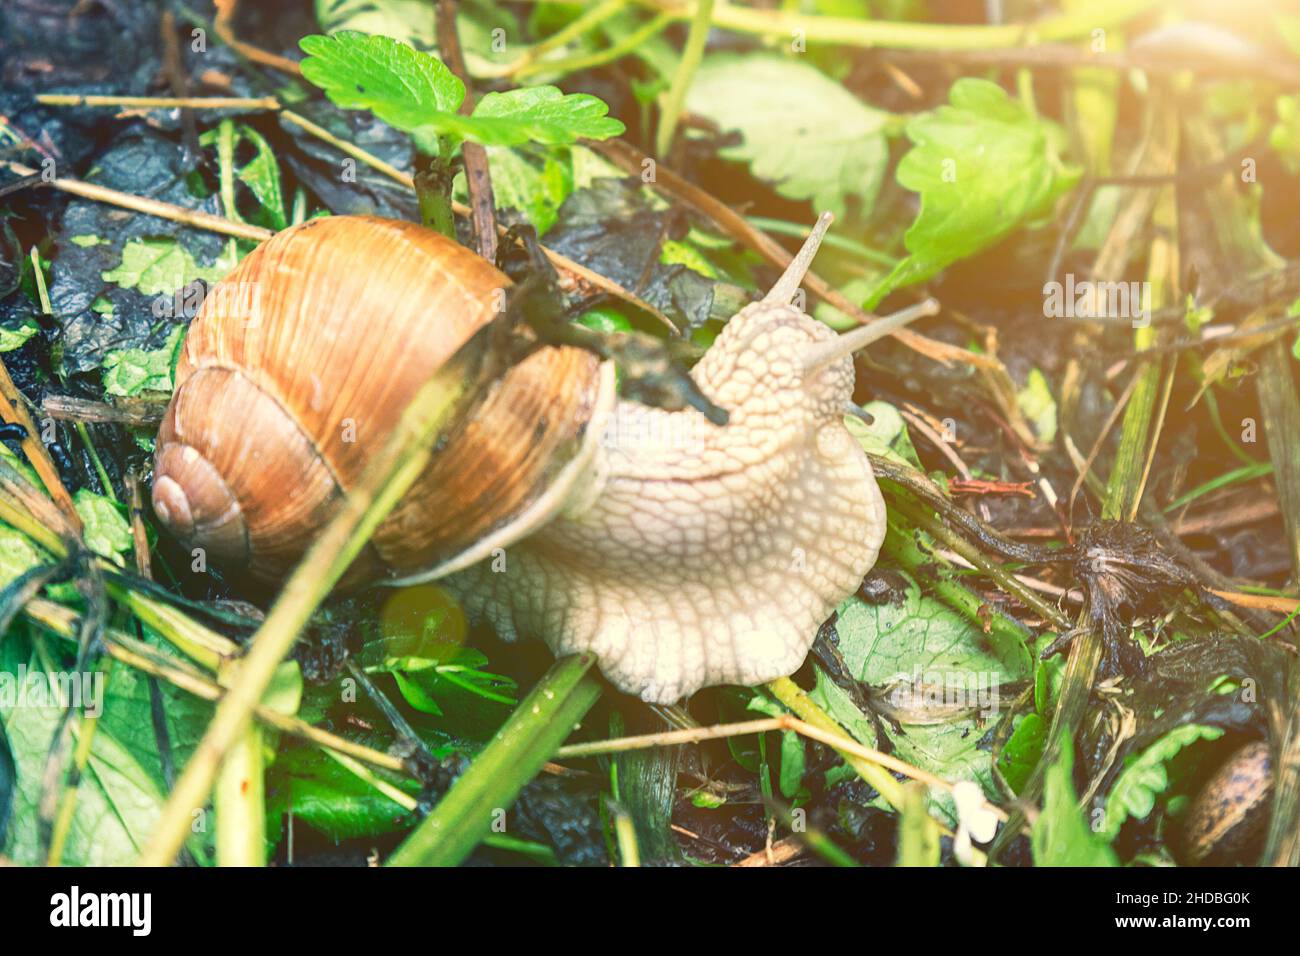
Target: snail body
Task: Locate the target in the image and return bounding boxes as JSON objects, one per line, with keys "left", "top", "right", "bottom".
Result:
{"left": 153, "top": 213, "right": 926, "bottom": 702}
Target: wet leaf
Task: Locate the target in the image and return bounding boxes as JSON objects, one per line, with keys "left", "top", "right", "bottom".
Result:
{"left": 102, "top": 239, "right": 233, "bottom": 298}
{"left": 816, "top": 573, "right": 1028, "bottom": 821}
{"left": 73, "top": 490, "right": 132, "bottom": 562}
{"left": 101, "top": 324, "right": 185, "bottom": 397}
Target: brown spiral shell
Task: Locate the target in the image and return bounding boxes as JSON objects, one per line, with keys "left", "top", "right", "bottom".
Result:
{"left": 152, "top": 215, "right": 605, "bottom": 586}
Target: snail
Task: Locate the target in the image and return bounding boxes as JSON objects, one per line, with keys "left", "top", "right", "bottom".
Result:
{"left": 1177, "top": 739, "right": 1272, "bottom": 865}
{"left": 151, "top": 212, "right": 933, "bottom": 703}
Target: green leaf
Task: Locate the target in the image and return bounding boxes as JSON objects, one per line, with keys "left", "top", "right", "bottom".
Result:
{"left": 870, "top": 78, "right": 1080, "bottom": 307}
{"left": 234, "top": 126, "right": 287, "bottom": 230}
{"left": 102, "top": 238, "right": 233, "bottom": 297}
{"left": 465, "top": 86, "right": 624, "bottom": 144}
{"left": 102, "top": 325, "right": 185, "bottom": 397}
{"left": 778, "top": 728, "right": 806, "bottom": 800}
{"left": 1270, "top": 95, "right": 1300, "bottom": 175}
{"left": 299, "top": 31, "right": 465, "bottom": 155}
{"left": 660, "top": 239, "right": 719, "bottom": 279}
{"left": 1, "top": 634, "right": 214, "bottom": 866}
{"left": 815, "top": 572, "right": 1029, "bottom": 822}
{"left": 73, "top": 490, "right": 132, "bottom": 562}
{"left": 843, "top": 400, "right": 922, "bottom": 469}
{"left": 474, "top": 147, "right": 570, "bottom": 235}
{"left": 266, "top": 744, "right": 418, "bottom": 843}
{"left": 0, "top": 315, "right": 40, "bottom": 353}
{"left": 262, "top": 661, "right": 304, "bottom": 717}
{"left": 1016, "top": 368, "right": 1058, "bottom": 445}
{"left": 997, "top": 712, "right": 1046, "bottom": 795}
{"left": 686, "top": 53, "right": 891, "bottom": 219}
{"left": 0, "top": 526, "right": 45, "bottom": 588}
{"left": 299, "top": 33, "right": 622, "bottom": 153}
{"left": 1032, "top": 732, "right": 1117, "bottom": 866}
{"left": 1100, "top": 724, "right": 1224, "bottom": 840}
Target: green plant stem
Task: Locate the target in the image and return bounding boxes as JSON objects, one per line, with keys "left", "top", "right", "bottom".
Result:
{"left": 889, "top": 494, "right": 1066, "bottom": 631}
{"left": 516, "top": 13, "right": 672, "bottom": 80}
{"left": 485, "top": 0, "right": 628, "bottom": 78}
{"left": 747, "top": 216, "right": 900, "bottom": 268}
{"left": 214, "top": 723, "right": 265, "bottom": 866}
{"left": 881, "top": 520, "right": 1034, "bottom": 671}
{"left": 74, "top": 422, "right": 116, "bottom": 502}
{"left": 1163, "top": 461, "right": 1274, "bottom": 514}
{"left": 388, "top": 654, "right": 602, "bottom": 866}
{"left": 415, "top": 162, "right": 458, "bottom": 238}
{"left": 993, "top": 117, "right": 1177, "bottom": 859}
{"left": 896, "top": 780, "right": 940, "bottom": 867}
{"left": 654, "top": 0, "right": 713, "bottom": 158}
{"left": 135, "top": 334, "right": 486, "bottom": 866}
{"left": 766, "top": 676, "right": 903, "bottom": 810}
{"left": 635, "top": 0, "right": 1157, "bottom": 49}
{"left": 46, "top": 659, "right": 113, "bottom": 866}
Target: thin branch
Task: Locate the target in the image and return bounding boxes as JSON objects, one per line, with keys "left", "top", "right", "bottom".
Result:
{"left": 436, "top": 0, "right": 498, "bottom": 261}
{"left": 1, "top": 160, "right": 272, "bottom": 242}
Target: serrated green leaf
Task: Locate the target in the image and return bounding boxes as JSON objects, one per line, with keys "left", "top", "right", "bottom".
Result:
{"left": 102, "top": 325, "right": 185, "bottom": 397}
{"left": 817, "top": 572, "right": 1028, "bottom": 823}
{"left": 73, "top": 490, "right": 132, "bottom": 562}
{"left": 235, "top": 126, "right": 287, "bottom": 230}
{"left": 685, "top": 53, "right": 891, "bottom": 218}
{"left": 1100, "top": 724, "right": 1223, "bottom": 840}
{"left": 466, "top": 86, "right": 624, "bottom": 144}
{"left": 102, "top": 238, "right": 233, "bottom": 297}
{"left": 0, "top": 526, "right": 45, "bottom": 588}
{"left": 299, "top": 33, "right": 622, "bottom": 153}
{"left": 869, "top": 78, "right": 1081, "bottom": 308}
{"left": 300, "top": 31, "right": 465, "bottom": 155}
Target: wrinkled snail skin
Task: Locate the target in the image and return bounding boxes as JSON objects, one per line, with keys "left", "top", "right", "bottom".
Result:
{"left": 446, "top": 301, "right": 887, "bottom": 703}
{"left": 153, "top": 212, "right": 919, "bottom": 704}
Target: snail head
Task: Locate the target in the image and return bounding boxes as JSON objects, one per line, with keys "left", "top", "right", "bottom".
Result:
{"left": 692, "top": 212, "right": 938, "bottom": 429}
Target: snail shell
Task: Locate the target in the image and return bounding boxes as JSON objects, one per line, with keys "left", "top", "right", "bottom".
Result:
{"left": 151, "top": 216, "right": 609, "bottom": 586}
{"left": 1178, "top": 739, "right": 1272, "bottom": 865}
